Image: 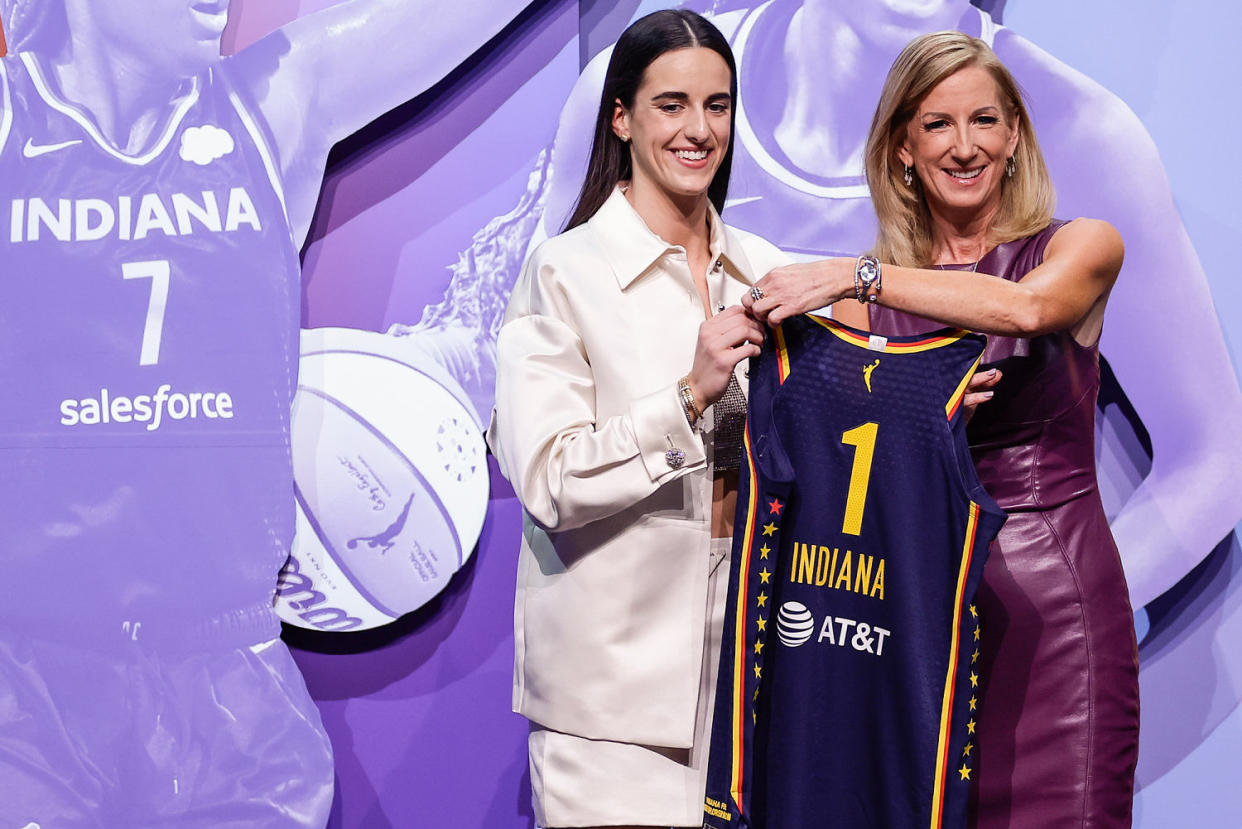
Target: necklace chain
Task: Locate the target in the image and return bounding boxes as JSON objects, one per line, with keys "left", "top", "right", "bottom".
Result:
{"left": 935, "top": 258, "right": 980, "bottom": 273}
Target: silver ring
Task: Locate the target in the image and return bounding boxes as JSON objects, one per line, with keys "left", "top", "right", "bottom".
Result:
{"left": 750, "top": 286, "right": 765, "bottom": 301}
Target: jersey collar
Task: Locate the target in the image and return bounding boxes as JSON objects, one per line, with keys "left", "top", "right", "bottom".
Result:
{"left": 20, "top": 51, "right": 201, "bottom": 166}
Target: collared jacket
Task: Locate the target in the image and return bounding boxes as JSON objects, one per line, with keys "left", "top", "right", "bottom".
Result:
{"left": 488, "top": 189, "right": 788, "bottom": 748}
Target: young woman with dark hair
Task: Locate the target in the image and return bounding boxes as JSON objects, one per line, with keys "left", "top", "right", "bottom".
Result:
{"left": 562, "top": 9, "right": 737, "bottom": 230}
{"left": 488, "top": 10, "right": 786, "bottom": 828}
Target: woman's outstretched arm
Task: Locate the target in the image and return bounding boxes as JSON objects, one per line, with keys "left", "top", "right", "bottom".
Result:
{"left": 228, "top": 0, "right": 531, "bottom": 245}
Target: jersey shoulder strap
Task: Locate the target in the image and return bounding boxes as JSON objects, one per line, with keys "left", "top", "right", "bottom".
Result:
{"left": 215, "top": 60, "right": 290, "bottom": 227}
{"left": 0, "top": 58, "right": 13, "bottom": 158}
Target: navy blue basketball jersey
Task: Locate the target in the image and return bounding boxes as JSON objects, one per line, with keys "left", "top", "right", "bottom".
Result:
{"left": 703, "top": 315, "right": 1006, "bottom": 829}
{"left": 0, "top": 52, "right": 299, "bottom": 641}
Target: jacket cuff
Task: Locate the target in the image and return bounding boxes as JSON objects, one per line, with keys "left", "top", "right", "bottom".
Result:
{"left": 631, "top": 382, "right": 707, "bottom": 482}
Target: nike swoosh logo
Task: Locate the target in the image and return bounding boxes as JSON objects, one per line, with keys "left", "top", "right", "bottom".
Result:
{"left": 23, "top": 138, "right": 83, "bottom": 158}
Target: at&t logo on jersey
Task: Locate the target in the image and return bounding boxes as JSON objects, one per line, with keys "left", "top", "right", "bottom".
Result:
{"left": 777, "top": 600, "right": 816, "bottom": 646}
{"left": 777, "top": 600, "right": 892, "bottom": 656}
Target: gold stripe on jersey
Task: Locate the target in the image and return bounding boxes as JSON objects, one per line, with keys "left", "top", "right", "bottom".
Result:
{"left": 775, "top": 325, "right": 791, "bottom": 384}
{"left": 729, "top": 426, "right": 763, "bottom": 812}
{"left": 945, "top": 353, "right": 984, "bottom": 421}
{"left": 930, "top": 501, "right": 980, "bottom": 828}
{"left": 807, "top": 314, "right": 972, "bottom": 354}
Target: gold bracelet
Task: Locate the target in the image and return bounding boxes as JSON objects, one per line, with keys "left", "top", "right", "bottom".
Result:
{"left": 678, "top": 376, "right": 702, "bottom": 423}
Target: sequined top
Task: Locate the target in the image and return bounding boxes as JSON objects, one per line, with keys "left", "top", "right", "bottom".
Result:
{"left": 712, "top": 371, "right": 747, "bottom": 470}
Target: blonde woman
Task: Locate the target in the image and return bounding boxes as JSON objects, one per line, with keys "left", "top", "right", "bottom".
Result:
{"left": 488, "top": 11, "right": 793, "bottom": 828}
{"left": 746, "top": 32, "right": 1140, "bottom": 828}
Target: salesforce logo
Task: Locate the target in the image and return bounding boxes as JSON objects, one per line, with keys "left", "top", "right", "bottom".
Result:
{"left": 179, "top": 124, "right": 235, "bottom": 166}
{"left": 777, "top": 601, "right": 816, "bottom": 647}
{"left": 60, "top": 383, "right": 235, "bottom": 431}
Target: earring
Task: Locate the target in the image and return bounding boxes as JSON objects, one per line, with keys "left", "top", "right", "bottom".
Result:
{"left": 903, "top": 164, "right": 913, "bottom": 187}
{"left": 620, "top": 135, "right": 630, "bottom": 143}
{"left": 1006, "top": 156, "right": 1016, "bottom": 178}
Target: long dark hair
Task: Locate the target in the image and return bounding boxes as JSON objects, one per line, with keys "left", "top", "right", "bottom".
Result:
{"left": 563, "top": 10, "right": 737, "bottom": 231}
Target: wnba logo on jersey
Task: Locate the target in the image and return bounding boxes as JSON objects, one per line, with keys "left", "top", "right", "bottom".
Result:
{"left": 777, "top": 600, "right": 893, "bottom": 657}
{"left": 863, "top": 359, "right": 880, "bottom": 392}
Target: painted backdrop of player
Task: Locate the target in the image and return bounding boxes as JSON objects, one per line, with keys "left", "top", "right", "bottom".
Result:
{"left": 0, "top": 0, "right": 527, "bottom": 824}
{"left": 213, "top": 0, "right": 547, "bottom": 633}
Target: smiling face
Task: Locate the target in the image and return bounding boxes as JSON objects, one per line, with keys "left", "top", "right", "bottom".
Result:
{"left": 611, "top": 46, "right": 733, "bottom": 209}
{"left": 897, "top": 63, "right": 1019, "bottom": 225}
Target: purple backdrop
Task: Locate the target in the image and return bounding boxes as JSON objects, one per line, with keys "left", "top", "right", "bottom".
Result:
{"left": 218, "top": 1, "right": 1242, "bottom": 826}
{"left": 226, "top": 1, "right": 578, "bottom": 825}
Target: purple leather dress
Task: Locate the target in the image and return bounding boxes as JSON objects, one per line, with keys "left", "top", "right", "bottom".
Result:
{"left": 870, "top": 223, "right": 1140, "bottom": 828}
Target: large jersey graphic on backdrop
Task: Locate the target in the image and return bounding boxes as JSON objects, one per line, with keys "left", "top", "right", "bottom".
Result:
{"left": 0, "top": 0, "right": 526, "bottom": 824}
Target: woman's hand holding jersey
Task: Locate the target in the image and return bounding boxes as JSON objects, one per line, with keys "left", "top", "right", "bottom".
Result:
{"left": 685, "top": 305, "right": 764, "bottom": 419}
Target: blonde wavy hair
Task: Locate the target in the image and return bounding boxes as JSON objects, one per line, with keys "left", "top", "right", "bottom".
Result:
{"left": 864, "top": 31, "right": 1054, "bottom": 267}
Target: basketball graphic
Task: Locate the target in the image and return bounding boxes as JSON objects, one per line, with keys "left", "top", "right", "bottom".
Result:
{"left": 276, "top": 327, "right": 489, "bottom": 631}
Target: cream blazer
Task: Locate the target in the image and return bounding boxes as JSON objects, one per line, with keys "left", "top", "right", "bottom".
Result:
{"left": 487, "top": 189, "right": 788, "bottom": 748}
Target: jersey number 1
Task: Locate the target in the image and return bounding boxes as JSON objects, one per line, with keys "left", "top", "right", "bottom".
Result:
{"left": 122, "top": 260, "right": 171, "bottom": 366}
{"left": 841, "top": 422, "right": 878, "bottom": 536}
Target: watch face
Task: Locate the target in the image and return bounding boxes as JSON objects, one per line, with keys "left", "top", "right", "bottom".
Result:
{"left": 859, "top": 258, "right": 880, "bottom": 284}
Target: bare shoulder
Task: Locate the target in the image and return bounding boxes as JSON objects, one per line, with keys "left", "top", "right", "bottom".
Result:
{"left": 1048, "top": 218, "right": 1123, "bottom": 256}
{"left": 1046, "top": 218, "right": 1124, "bottom": 278}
